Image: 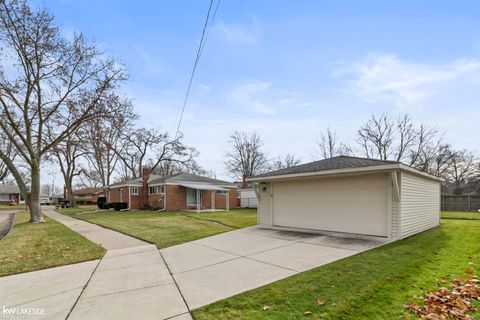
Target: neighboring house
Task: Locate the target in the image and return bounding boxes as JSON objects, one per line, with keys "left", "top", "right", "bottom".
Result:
{"left": 0, "top": 184, "right": 21, "bottom": 205}
{"left": 72, "top": 187, "right": 104, "bottom": 205}
{"left": 248, "top": 156, "right": 442, "bottom": 240}
{"left": 236, "top": 181, "right": 258, "bottom": 208}
{"left": 106, "top": 169, "right": 238, "bottom": 211}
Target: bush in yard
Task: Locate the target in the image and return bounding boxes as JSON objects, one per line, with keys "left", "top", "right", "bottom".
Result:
{"left": 97, "top": 197, "right": 107, "bottom": 209}
{"left": 113, "top": 202, "right": 128, "bottom": 211}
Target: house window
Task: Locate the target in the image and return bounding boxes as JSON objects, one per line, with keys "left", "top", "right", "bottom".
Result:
{"left": 217, "top": 190, "right": 228, "bottom": 196}
{"left": 186, "top": 188, "right": 201, "bottom": 206}
{"left": 149, "top": 186, "right": 156, "bottom": 194}
{"left": 131, "top": 186, "right": 139, "bottom": 195}
{"left": 0, "top": 194, "right": 9, "bottom": 201}
{"left": 156, "top": 186, "right": 164, "bottom": 194}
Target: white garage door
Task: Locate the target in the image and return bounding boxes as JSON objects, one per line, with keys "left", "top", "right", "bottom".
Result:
{"left": 273, "top": 174, "right": 389, "bottom": 237}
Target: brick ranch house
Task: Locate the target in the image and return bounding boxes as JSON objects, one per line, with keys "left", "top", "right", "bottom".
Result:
{"left": 0, "top": 184, "right": 22, "bottom": 205}
{"left": 105, "top": 169, "right": 238, "bottom": 211}
{"left": 72, "top": 187, "right": 104, "bottom": 205}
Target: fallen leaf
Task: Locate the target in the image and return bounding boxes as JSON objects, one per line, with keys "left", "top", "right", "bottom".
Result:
{"left": 316, "top": 299, "right": 325, "bottom": 305}
{"left": 304, "top": 311, "right": 312, "bottom": 316}
{"left": 263, "top": 305, "right": 270, "bottom": 311}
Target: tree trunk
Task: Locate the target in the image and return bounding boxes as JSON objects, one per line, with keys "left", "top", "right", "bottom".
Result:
{"left": 30, "top": 162, "right": 44, "bottom": 223}
{"left": 67, "top": 181, "right": 76, "bottom": 207}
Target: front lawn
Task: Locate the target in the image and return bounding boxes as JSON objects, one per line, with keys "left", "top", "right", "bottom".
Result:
{"left": 0, "top": 212, "right": 105, "bottom": 277}
{"left": 56, "top": 208, "right": 257, "bottom": 249}
{"left": 193, "top": 219, "right": 480, "bottom": 319}
{"left": 0, "top": 204, "right": 24, "bottom": 210}
{"left": 441, "top": 210, "right": 480, "bottom": 220}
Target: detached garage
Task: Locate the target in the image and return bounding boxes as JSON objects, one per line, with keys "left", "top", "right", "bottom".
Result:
{"left": 248, "top": 156, "right": 442, "bottom": 240}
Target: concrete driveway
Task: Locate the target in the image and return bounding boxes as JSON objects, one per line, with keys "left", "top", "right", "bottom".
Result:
{"left": 161, "top": 226, "right": 387, "bottom": 309}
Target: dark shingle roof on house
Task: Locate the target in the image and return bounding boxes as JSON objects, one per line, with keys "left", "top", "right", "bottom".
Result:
{"left": 0, "top": 184, "right": 20, "bottom": 194}
{"left": 254, "top": 156, "right": 400, "bottom": 178}
{"left": 73, "top": 187, "right": 103, "bottom": 195}
{"left": 149, "top": 173, "right": 235, "bottom": 186}
{"left": 107, "top": 172, "right": 235, "bottom": 188}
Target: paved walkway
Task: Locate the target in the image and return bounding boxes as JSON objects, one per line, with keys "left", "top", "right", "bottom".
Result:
{"left": 161, "top": 226, "right": 387, "bottom": 309}
{"left": 0, "top": 209, "right": 191, "bottom": 320}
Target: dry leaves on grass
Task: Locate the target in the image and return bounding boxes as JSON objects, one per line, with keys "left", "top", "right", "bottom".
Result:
{"left": 405, "top": 276, "right": 480, "bottom": 320}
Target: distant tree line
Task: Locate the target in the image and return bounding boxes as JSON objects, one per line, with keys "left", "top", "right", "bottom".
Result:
{"left": 225, "top": 115, "right": 479, "bottom": 195}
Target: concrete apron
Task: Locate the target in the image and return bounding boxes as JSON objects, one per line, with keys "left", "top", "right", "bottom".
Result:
{"left": 161, "top": 226, "right": 388, "bottom": 310}
{"left": 0, "top": 210, "right": 191, "bottom": 320}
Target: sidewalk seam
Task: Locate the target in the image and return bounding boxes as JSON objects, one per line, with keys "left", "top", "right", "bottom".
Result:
{"left": 65, "top": 258, "right": 103, "bottom": 319}
{"left": 158, "top": 250, "right": 192, "bottom": 316}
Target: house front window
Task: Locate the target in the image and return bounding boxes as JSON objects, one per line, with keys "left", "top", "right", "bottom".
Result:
{"left": 0, "top": 194, "right": 9, "bottom": 201}
{"left": 186, "top": 188, "right": 201, "bottom": 206}
{"left": 131, "top": 186, "right": 139, "bottom": 195}
{"left": 149, "top": 186, "right": 164, "bottom": 195}
{"left": 217, "top": 190, "right": 228, "bottom": 196}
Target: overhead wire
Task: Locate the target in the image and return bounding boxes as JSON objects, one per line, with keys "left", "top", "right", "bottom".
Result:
{"left": 174, "top": 0, "right": 220, "bottom": 139}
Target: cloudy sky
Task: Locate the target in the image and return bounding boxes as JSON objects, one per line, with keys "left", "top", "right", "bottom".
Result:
{"left": 35, "top": 0, "right": 480, "bottom": 184}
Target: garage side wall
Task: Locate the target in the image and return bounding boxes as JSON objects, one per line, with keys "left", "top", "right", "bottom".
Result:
{"left": 257, "top": 182, "right": 273, "bottom": 226}
{"left": 400, "top": 172, "right": 441, "bottom": 238}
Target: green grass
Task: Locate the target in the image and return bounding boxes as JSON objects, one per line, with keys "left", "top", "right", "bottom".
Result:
{"left": 193, "top": 219, "right": 480, "bottom": 320}
{"left": 56, "top": 207, "right": 257, "bottom": 248}
{"left": 441, "top": 210, "right": 480, "bottom": 220}
{"left": 0, "top": 204, "right": 24, "bottom": 210}
{"left": 0, "top": 212, "right": 105, "bottom": 277}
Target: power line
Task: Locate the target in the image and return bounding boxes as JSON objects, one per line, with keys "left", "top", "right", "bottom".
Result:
{"left": 174, "top": 0, "right": 220, "bottom": 139}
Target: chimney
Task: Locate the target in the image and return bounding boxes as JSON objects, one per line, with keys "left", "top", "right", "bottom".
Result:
{"left": 242, "top": 175, "right": 249, "bottom": 189}
{"left": 142, "top": 167, "right": 150, "bottom": 209}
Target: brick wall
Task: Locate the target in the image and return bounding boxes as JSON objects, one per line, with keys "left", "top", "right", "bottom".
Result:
{"left": 108, "top": 184, "right": 238, "bottom": 211}
{"left": 108, "top": 186, "right": 143, "bottom": 209}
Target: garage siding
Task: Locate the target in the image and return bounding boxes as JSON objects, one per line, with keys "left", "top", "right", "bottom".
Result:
{"left": 400, "top": 172, "right": 440, "bottom": 238}
{"left": 257, "top": 182, "right": 273, "bottom": 226}
{"left": 272, "top": 174, "right": 390, "bottom": 237}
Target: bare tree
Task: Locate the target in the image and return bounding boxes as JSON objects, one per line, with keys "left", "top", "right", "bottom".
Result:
{"left": 317, "top": 128, "right": 353, "bottom": 159}
{"left": 40, "top": 183, "right": 61, "bottom": 197}
{"left": 271, "top": 153, "right": 301, "bottom": 170}
{"left": 357, "top": 114, "right": 395, "bottom": 160}
{"left": 82, "top": 94, "right": 137, "bottom": 187}
{"left": 357, "top": 114, "right": 441, "bottom": 169}
{"left": 114, "top": 129, "right": 195, "bottom": 180}
{"left": 225, "top": 131, "right": 270, "bottom": 180}
{"left": 50, "top": 132, "right": 86, "bottom": 207}
{"left": 445, "top": 150, "right": 479, "bottom": 194}
{"left": 0, "top": 130, "right": 16, "bottom": 182}
{"left": 0, "top": 0, "right": 124, "bottom": 222}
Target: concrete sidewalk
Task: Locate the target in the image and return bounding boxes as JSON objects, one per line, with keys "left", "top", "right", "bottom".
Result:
{"left": 0, "top": 209, "right": 191, "bottom": 320}
{"left": 44, "top": 210, "right": 146, "bottom": 250}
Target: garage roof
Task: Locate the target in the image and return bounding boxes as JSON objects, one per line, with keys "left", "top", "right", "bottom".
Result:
{"left": 249, "top": 156, "right": 442, "bottom": 182}
{"left": 256, "top": 156, "right": 398, "bottom": 178}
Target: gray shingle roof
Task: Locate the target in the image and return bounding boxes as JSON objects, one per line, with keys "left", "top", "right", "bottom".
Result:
{"left": 0, "top": 184, "right": 20, "bottom": 194}
{"left": 108, "top": 172, "right": 235, "bottom": 188}
{"left": 149, "top": 173, "right": 235, "bottom": 186}
{"left": 254, "top": 156, "right": 400, "bottom": 178}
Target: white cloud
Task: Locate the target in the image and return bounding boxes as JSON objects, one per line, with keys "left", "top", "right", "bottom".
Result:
{"left": 213, "top": 17, "right": 261, "bottom": 44}
{"left": 337, "top": 53, "right": 480, "bottom": 108}
{"left": 229, "top": 80, "right": 308, "bottom": 114}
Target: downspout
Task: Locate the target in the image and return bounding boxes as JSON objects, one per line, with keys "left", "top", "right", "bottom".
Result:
{"left": 226, "top": 189, "right": 230, "bottom": 212}
{"left": 128, "top": 185, "right": 131, "bottom": 210}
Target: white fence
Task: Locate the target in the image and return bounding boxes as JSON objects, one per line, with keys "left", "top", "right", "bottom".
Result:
{"left": 240, "top": 197, "right": 258, "bottom": 208}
